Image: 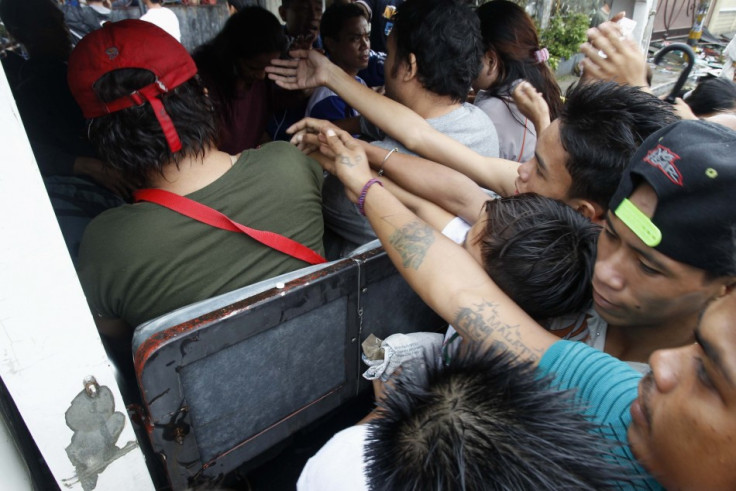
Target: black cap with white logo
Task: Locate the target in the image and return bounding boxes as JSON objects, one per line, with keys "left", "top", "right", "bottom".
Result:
{"left": 609, "top": 119, "right": 736, "bottom": 276}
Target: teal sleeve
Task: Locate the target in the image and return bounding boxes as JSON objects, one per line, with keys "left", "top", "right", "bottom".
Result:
{"left": 539, "top": 341, "right": 664, "bottom": 490}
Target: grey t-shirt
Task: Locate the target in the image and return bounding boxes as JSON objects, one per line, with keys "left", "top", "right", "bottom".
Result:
{"left": 474, "top": 92, "right": 536, "bottom": 163}
{"left": 323, "top": 103, "right": 499, "bottom": 251}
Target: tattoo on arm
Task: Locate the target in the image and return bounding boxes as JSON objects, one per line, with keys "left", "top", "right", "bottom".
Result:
{"left": 338, "top": 154, "right": 363, "bottom": 168}
{"left": 388, "top": 221, "right": 435, "bottom": 270}
{"left": 454, "top": 300, "right": 543, "bottom": 360}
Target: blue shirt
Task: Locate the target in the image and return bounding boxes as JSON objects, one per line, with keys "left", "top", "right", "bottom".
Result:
{"left": 539, "top": 341, "right": 664, "bottom": 490}
{"left": 306, "top": 77, "right": 367, "bottom": 122}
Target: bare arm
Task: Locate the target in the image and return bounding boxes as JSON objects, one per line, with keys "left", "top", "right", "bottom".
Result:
{"left": 292, "top": 117, "right": 493, "bottom": 221}
{"left": 307, "top": 143, "right": 464, "bottom": 230}
{"left": 320, "top": 127, "right": 557, "bottom": 362}
{"left": 267, "top": 51, "right": 519, "bottom": 195}
{"left": 360, "top": 141, "right": 489, "bottom": 223}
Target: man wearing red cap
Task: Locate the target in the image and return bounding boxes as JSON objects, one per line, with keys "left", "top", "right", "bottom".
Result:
{"left": 67, "top": 20, "right": 325, "bottom": 360}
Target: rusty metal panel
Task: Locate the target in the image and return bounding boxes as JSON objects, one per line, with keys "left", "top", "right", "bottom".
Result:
{"left": 134, "top": 259, "right": 361, "bottom": 488}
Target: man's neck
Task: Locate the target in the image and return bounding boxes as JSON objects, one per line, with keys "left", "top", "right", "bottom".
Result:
{"left": 402, "top": 87, "right": 463, "bottom": 120}
{"left": 148, "top": 147, "right": 236, "bottom": 195}
{"left": 604, "top": 317, "right": 697, "bottom": 363}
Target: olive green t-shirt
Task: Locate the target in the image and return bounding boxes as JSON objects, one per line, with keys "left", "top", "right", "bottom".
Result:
{"left": 77, "top": 141, "right": 324, "bottom": 328}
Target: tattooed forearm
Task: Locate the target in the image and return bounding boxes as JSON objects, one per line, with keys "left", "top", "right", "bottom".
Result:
{"left": 388, "top": 221, "right": 435, "bottom": 270}
{"left": 338, "top": 153, "right": 364, "bottom": 168}
{"left": 454, "top": 300, "right": 543, "bottom": 360}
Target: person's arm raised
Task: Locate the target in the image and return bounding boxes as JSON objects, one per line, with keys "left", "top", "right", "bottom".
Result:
{"left": 268, "top": 51, "right": 519, "bottom": 196}
{"left": 291, "top": 117, "right": 503, "bottom": 218}
{"left": 322, "top": 127, "right": 557, "bottom": 363}
{"left": 579, "top": 20, "right": 650, "bottom": 89}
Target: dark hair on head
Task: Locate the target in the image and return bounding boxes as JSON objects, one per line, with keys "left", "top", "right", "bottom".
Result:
{"left": 390, "top": 0, "right": 483, "bottom": 102}
{"left": 0, "top": 0, "right": 71, "bottom": 60}
{"left": 560, "top": 81, "right": 679, "bottom": 208}
{"left": 365, "top": 344, "right": 631, "bottom": 490}
{"left": 88, "top": 68, "right": 217, "bottom": 185}
{"left": 685, "top": 76, "right": 736, "bottom": 116}
{"left": 320, "top": 3, "right": 366, "bottom": 49}
{"left": 227, "top": 0, "right": 252, "bottom": 11}
{"left": 475, "top": 0, "right": 562, "bottom": 120}
{"left": 476, "top": 193, "right": 598, "bottom": 321}
{"left": 192, "top": 6, "right": 286, "bottom": 101}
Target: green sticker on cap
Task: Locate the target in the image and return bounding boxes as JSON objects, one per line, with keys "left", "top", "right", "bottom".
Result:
{"left": 615, "top": 198, "right": 662, "bottom": 247}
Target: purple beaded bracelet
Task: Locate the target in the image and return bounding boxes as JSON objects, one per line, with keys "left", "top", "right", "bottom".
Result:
{"left": 358, "top": 178, "right": 383, "bottom": 216}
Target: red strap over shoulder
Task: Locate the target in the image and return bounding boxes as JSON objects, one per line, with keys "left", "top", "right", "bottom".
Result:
{"left": 134, "top": 188, "right": 327, "bottom": 265}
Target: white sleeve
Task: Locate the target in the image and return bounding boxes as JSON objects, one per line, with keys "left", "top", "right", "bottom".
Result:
{"left": 297, "top": 425, "right": 370, "bottom": 491}
{"left": 441, "top": 217, "right": 471, "bottom": 245}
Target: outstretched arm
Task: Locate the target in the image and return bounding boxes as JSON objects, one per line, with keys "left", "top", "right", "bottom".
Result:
{"left": 267, "top": 51, "right": 519, "bottom": 195}
{"left": 320, "top": 127, "right": 557, "bottom": 362}
{"left": 292, "top": 117, "right": 504, "bottom": 219}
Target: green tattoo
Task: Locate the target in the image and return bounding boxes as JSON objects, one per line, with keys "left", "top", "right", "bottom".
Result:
{"left": 454, "top": 300, "right": 542, "bottom": 360}
{"left": 388, "top": 221, "right": 435, "bottom": 270}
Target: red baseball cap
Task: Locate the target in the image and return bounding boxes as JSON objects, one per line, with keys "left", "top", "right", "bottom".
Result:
{"left": 68, "top": 19, "right": 197, "bottom": 153}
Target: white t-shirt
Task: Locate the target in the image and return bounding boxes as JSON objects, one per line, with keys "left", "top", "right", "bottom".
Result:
{"left": 297, "top": 425, "right": 370, "bottom": 490}
{"left": 140, "top": 7, "right": 181, "bottom": 42}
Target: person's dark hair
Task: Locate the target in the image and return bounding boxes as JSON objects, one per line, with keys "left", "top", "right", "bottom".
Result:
{"left": 227, "top": 0, "right": 252, "bottom": 11}
{"left": 0, "top": 0, "right": 71, "bottom": 60}
{"left": 390, "top": 0, "right": 483, "bottom": 102}
{"left": 320, "top": 2, "right": 366, "bottom": 52}
{"left": 476, "top": 193, "right": 598, "bottom": 321}
{"left": 88, "top": 68, "right": 217, "bottom": 185}
{"left": 476, "top": 0, "right": 562, "bottom": 120}
{"left": 192, "top": 6, "right": 286, "bottom": 102}
{"left": 366, "top": 345, "right": 631, "bottom": 490}
{"left": 560, "top": 81, "right": 679, "bottom": 208}
{"left": 685, "top": 76, "right": 736, "bottom": 116}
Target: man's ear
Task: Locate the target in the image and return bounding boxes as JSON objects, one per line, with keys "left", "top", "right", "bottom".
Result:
{"left": 278, "top": 5, "right": 287, "bottom": 22}
{"left": 719, "top": 279, "right": 736, "bottom": 296}
{"left": 403, "top": 53, "right": 418, "bottom": 81}
{"left": 570, "top": 198, "right": 606, "bottom": 224}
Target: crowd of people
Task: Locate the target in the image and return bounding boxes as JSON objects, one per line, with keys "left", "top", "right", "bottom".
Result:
{"left": 2, "top": 0, "right": 736, "bottom": 488}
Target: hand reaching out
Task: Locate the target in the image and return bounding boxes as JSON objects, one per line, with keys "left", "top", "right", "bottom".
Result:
{"left": 579, "top": 20, "right": 649, "bottom": 88}
{"left": 512, "top": 81, "right": 551, "bottom": 133}
{"left": 322, "top": 128, "right": 373, "bottom": 203}
{"left": 287, "top": 117, "right": 342, "bottom": 155}
{"left": 266, "top": 49, "right": 333, "bottom": 91}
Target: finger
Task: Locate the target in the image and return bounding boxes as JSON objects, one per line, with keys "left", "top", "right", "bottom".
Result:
{"left": 579, "top": 42, "right": 610, "bottom": 69}
{"left": 323, "top": 128, "right": 347, "bottom": 154}
{"left": 268, "top": 77, "right": 299, "bottom": 90}
{"left": 266, "top": 59, "right": 299, "bottom": 70}
{"left": 301, "top": 133, "right": 322, "bottom": 148}
{"left": 319, "top": 143, "right": 337, "bottom": 159}
{"left": 610, "top": 11, "right": 626, "bottom": 22}
{"left": 578, "top": 58, "right": 607, "bottom": 81}
{"left": 597, "top": 23, "right": 629, "bottom": 53}
{"left": 287, "top": 117, "right": 326, "bottom": 135}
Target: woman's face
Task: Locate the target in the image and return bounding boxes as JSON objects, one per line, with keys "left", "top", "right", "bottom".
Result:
{"left": 237, "top": 51, "right": 281, "bottom": 87}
